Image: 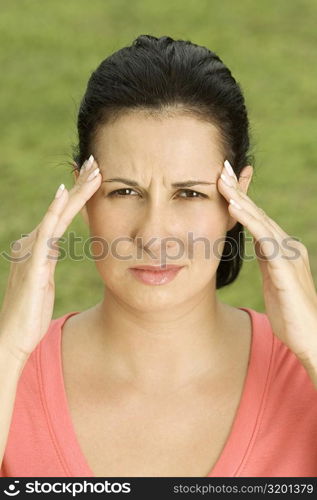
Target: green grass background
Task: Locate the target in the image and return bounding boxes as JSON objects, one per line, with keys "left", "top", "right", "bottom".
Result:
{"left": 0, "top": 0, "right": 316, "bottom": 318}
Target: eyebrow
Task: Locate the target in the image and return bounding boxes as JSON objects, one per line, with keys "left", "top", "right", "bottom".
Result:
{"left": 102, "top": 177, "right": 217, "bottom": 188}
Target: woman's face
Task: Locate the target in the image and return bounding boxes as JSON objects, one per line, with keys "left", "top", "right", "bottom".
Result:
{"left": 76, "top": 112, "right": 243, "bottom": 312}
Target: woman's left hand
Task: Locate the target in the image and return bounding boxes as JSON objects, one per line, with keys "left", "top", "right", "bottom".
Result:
{"left": 218, "top": 160, "right": 317, "bottom": 386}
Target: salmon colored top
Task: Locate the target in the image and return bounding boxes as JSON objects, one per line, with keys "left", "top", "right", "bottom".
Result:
{"left": 1, "top": 307, "right": 317, "bottom": 477}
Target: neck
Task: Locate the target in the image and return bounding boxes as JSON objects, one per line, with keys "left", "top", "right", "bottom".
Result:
{"left": 87, "top": 286, "right": 234, "bottom": 395}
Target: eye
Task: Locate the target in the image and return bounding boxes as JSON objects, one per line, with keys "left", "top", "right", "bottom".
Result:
{"left": 108, "top": 188, "right": 140, "bottom": 198}
{"left": 177, "top": 189, "right": 207, "bottom": 200}
{"left": 107, "top": 188, "right": 208, "bottom": 199}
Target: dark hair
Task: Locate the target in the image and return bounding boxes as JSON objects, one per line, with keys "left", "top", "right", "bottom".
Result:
{"left": 71, "top": 34, "right": 255, "bottom": 289}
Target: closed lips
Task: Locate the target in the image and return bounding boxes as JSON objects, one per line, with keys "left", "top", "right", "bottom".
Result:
{"left": 131, "top": 266, "right": 183, "bottom": 271}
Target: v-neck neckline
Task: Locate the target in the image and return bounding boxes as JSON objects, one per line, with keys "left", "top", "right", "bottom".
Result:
{"left": 39, "top": 307, "right": 273, "bottom": 477}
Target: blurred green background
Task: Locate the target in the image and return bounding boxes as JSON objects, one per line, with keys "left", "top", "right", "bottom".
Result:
{"left": 0, "top": 0, "right": 316, "bottom": 318}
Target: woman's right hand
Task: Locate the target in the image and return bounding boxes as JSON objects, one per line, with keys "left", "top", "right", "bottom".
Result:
{"left": 0, "top": 155, "right": 101, "bottom": 363}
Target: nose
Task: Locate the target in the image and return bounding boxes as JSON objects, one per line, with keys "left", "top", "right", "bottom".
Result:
{"left": 131, "top": 204, "right": 182, "bottom": 263}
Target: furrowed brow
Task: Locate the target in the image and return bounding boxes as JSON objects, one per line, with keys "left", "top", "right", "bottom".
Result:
{"left": 102, "top": 178, "right": 217, "bottom": 188}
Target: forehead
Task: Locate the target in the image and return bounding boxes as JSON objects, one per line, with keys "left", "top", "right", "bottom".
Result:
{"left": 93, "top": 111, "right": 224, "bottom": 178}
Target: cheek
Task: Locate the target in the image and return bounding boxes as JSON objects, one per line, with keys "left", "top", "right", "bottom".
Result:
{"left": 87, "top": 199, "right": 131, "bottom": 235}
{"left": 185, "top": 201, "right": 227, "bottom": 235}
{"left": 87, "top": 198, "right": 228, "bottom": 259}
{"left": 183, "top": 204, "right": 228, "bottom": 262}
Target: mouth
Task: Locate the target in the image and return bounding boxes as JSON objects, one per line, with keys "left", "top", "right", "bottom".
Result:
{"left": 130, "top": 265, "right": 184, "bottom": 271}
{"left": 128, "top": 265, "right": 185, "bottom": 285}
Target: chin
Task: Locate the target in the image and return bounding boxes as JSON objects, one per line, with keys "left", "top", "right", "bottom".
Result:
{"left": 115, "top": 284, "right": 188, "bottom": 312}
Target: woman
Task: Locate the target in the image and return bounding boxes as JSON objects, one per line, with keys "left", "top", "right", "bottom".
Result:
{"left": 1, "top": 34, "right": 317, "bottom": 478}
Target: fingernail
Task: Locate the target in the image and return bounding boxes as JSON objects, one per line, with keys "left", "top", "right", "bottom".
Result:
{"left": 229, "top": 198, "right": 242, "bottom": 209}
{"left": 86, "top": 154, "right": 95, "bottom": 170}
{"left": 79, "top": 164, "right": 86, "bottom": 176}
{"left": 224, "top": 160, "right": 237, "bottom": 180}
{"left": 87, "top": 167, "right": 100, "bottom": 181}
{"left": 55, "top": 183, "right": 65, "bottom": 199}
{"left": 80, "top": 154, "right": 95, "bottom": 176}
{"left": 221, "top": 173, "right": 234, "bottom": 187}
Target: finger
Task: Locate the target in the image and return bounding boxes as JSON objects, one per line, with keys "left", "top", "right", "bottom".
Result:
{"left": 51, "top": 156, "right": 101, "bottom": 240}
{"left": 226, "top": 183, "right": 300, "bottom": 260}
{"left": 47, "top": 158, "right": 102, "bottom": 273}
{"left": 32, "top": 156, "right": 101, "bottom": 266}
{"left": 219, "top": 163, "right": 314, "bottom": 283}
{"left": 219, "top": 161, "right": 291, "bottom": 231}
{"left": 30, "top": 184, "right": 70, "bottom": 267}
{"left": 10, "top": 186, "right": 69, "bottom": 257}
{"left": 218, "top": 169, "right": 273, "bottom": 226}
{"left": 218, "top": 167, "right": 289, "bottom": 263}
{"left": 219, "top": 161, "right": 295, "bottom": 241}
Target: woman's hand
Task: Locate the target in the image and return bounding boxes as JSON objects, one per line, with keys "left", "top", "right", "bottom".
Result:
{"left": 0, "top": 155, "right": 102, "bottom": 362}
{"left": 218, "top": 160, "right": 317, "bottom": 386}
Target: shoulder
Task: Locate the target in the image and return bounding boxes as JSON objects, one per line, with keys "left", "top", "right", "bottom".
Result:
{"left": 18, "top": 311, "right": 81, "bottom": 382}
{"left": 235, "top": 306, "right": 316, "bottom": 390}
{"left": 248, "top": 308, "right": 317, "bottom": 396}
